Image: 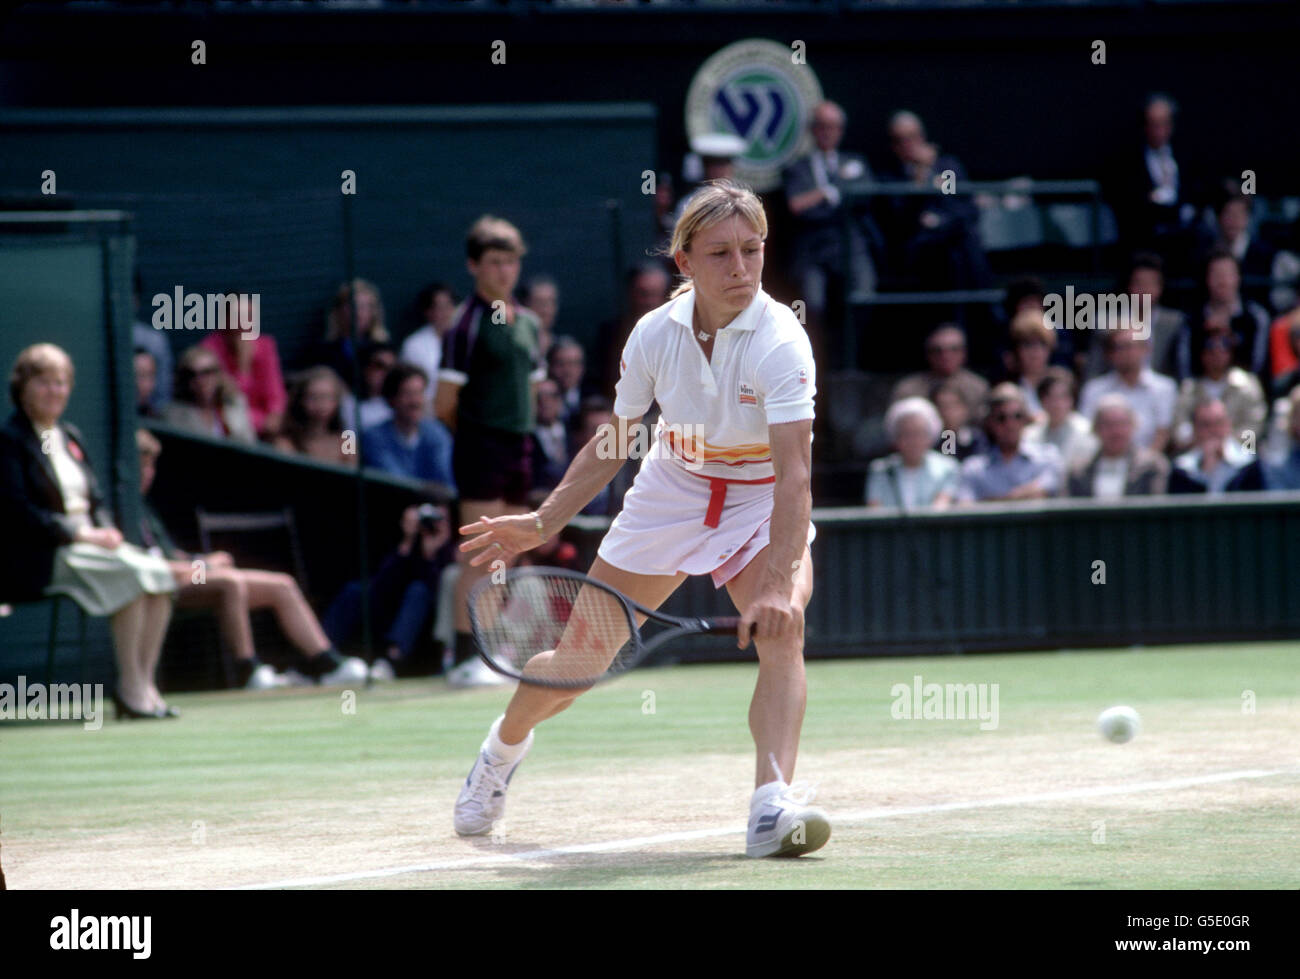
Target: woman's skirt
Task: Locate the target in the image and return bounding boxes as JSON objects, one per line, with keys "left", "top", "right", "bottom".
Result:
{"left": 45, "top": 541, "right": 177, "bottom": 616}
{"left": 597, "top": 456, "right": 816, "bottom": 589}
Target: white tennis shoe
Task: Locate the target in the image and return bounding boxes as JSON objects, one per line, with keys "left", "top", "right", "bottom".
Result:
{"left": 453, "top": 722, "right": 533, "bottom": 836}
{"left": 745, "top": 755, "right": 831, "bottom": 858}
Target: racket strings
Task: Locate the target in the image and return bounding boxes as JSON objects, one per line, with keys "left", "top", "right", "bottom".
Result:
{"left": 469, "top": 573, "right": 636, "bottom": 684}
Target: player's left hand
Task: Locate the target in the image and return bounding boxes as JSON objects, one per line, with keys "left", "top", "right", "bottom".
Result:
{"left": 738, "top": 588, "right": 803, "bottom": 648}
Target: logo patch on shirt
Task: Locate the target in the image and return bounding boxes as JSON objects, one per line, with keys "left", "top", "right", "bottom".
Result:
{"left": 738, "top": 382, "right": 757, "bottom": 406}
{"left": 797, "top": 368, "right": 808, "bottom": 385}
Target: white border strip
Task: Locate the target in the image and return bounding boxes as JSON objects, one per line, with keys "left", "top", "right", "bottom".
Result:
{"left": 238, "top": 767, "right": 1289, "bottom": 889}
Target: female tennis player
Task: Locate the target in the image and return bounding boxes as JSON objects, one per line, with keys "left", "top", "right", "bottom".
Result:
{"left": 453, "top": 179, "right": 827, "bottom": 858}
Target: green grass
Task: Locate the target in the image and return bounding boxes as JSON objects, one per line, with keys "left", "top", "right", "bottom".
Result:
{"left": 1, "top": 642, "right": 1297, "bottom": 889}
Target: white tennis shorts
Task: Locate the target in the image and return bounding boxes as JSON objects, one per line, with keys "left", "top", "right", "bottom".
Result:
{"left": 597, "top": 456, "right": 816, "bottom": 588}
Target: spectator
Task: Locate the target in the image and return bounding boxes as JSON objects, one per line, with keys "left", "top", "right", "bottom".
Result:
{"left": 1083, "top": 252, "right": 1187, "bottom": 381}
{"left": 135, "top": 429, "right": 366, "bottom": 689}
{"left": 674, "top": 133, "right": 747, "bottom": 227}
{"left": 531, "top": 377, "right": 569, "bottom": 492}
{"left": 1024, "top": 367, "right": 1097, "bottom": 472}
{"left": 400, "top": 282, "right": 458, "bottom": 407}
{"left": 198, "top": 294, "right": 287, "bottom": 440}
{"left": 357, "top": 341, "right": 397, "bottom": 431}
{"left": 522, "top": 275, "right": 561, "bottom": 360}
{"left": 1171, "top": 326, "right": 1267, "bottom": 454}
{"left": 1196, "top": 184, "right": 1277, "bottom": 311}
{"left": 1066, "top": 395, "right": 1169, "bottom": 498}
{"left": 132, "top": 272, "right": 173, "bottom": 414}
{"left": 1266, "top": 305, "right": 1300, "bottom": 392}
{"left": 866, "top": 397, "right": 958, "bottom": 510}
{"left": 135, "top": 348, "right": 162, "bottom": 418}
{"left": 1116, "top": 94, "right": 1195, "bottom": 267}
{"left": 323, "top": 502, "right": 453, "bottom": 680}
{"left": 548, "top": 336, "right": 586, "bottom": 423}
{"left": 591, "top": 262, "right": 672, "bottom": 399}
{"left": 273, "top": 366, "right": 357, "bottom": 468}
{"left": 1182, "top": 248, "right": 1271, "bottom": 381}
{"left": 890, "top": 324, "right": 989, "bottom": 415}
{"left": 956, "top": 384, "right": 1062, "bottom": 503}
{"left": 1003, "top": 276, "right": 1047, "bottom": 321}
{"left": 363, "top": 363, "right": 455, "bottom": 489}
{"left": 312, "top": 278, "right": 390, "bottom": 393}
{"left": 163, "top": 346, "right": 256, "bottom": 444}
{"left": 0, "top": 344, "right": 176, "bottom": 719}
{"left": 932, "top": 377, "right": 988, "bottom": 462}
{"left": 876, "top": 110, "right": 989, "bottom": 292}
{"left": 432, "top": 214, "right": 543, "bottom": 686}
{"left": 782, "top": 100, "right": 878, "bottom": 339}
{"left": 1257, "top": 388, "right": 1300, "bottom": 489}
{"left": 1168, "top": 397, "right": 1256, "bottom": 494}
{"left": 1002, "top": 310, "right": 1055, "bottom": 422}
{"left": 1078, "top": 326, "right": 1177, "bottom": 454}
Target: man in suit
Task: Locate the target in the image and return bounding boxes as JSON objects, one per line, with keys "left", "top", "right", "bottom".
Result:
{"left": 875, "top": 110, "right": 989, "bottom": 294}
{"left": 1115, "top": 94, "right": 1197, "bottom": 274}
{"left": 782, "top": 100, "right": 879, "bottom": 344}
{"left": 1067, "top": 395, "right": 1169, "bottom": 499}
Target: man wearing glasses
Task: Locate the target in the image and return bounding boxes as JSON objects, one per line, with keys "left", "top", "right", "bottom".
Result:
{"left": 956, "top": 384, "right": 1063, "bottom": 503}
{"left": 890, "top": 323, "right": 989, "bottom": 414}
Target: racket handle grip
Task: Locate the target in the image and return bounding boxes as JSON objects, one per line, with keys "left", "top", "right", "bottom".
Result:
{"left": 702, "top": 616, "right": 743, "bottom": 635}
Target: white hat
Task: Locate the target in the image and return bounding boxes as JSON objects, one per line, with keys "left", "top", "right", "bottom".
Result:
{"left": 690, "top": 132, "right": 748, "bottom": 160}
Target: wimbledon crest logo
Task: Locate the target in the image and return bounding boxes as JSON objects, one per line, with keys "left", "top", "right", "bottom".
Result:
{"left": 685, "top": 38, "right": 824, "bottom": 193}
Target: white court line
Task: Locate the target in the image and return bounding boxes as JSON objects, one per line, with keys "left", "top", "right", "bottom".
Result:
{"left": 238, "top": 767, "right": 1291, "bottom": 889}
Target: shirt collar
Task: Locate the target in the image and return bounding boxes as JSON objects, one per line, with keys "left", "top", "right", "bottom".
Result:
{"left": 669, "top": 286, "right": 768, "bottom": 333}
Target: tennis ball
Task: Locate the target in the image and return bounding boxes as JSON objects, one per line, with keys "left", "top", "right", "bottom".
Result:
{"left": 1097, "top": 706, "right": 1141, "bottom": 744}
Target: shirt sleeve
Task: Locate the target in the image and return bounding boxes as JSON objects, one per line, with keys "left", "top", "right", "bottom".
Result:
{"left": 436, "top": 322, "right": 469, "bottom": 387}
{"left": 612, "top": 321, "right": 655, "bottom": 419}
{"left": 755, "top": 335, "right": 817, "bottom": 425}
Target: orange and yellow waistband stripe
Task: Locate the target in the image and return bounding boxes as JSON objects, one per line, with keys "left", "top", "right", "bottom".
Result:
{"left": 663, "top": 429, "right": 772, "bottom": 466}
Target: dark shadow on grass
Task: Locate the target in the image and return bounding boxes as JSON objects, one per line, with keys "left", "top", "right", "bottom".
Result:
{"left": 443, "top": 841, "right": 828, "bottom": 888}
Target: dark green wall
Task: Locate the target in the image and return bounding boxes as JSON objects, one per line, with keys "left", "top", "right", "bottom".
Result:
{"left": 0, "top": 105, "right": 659, "bottom": 375}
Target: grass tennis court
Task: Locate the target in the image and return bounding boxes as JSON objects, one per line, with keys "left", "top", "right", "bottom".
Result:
{"left": 3, "top": 642, "right": 1297, "bottom": 890}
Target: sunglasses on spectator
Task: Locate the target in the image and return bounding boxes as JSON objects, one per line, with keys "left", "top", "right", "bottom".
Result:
{"left": 1203, "top": 337, "right": 1234, "bottom": 351}
{"left": 928, "top": 344, "right": 964, "bottom": 353}
{"left": 195, "top": 366, "right": 222, "bottom": 377}
{"left": 990, "top": 411, "right": 1026, "bottom": 423}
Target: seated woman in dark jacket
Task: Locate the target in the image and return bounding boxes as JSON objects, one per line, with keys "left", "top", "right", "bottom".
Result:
{"left": 0, "top": 344, "right": 177, "bottom": 719}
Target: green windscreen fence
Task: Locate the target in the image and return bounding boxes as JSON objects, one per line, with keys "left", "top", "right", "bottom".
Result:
{"left": 0, "top": 106, "right": 661, "bottom": 376}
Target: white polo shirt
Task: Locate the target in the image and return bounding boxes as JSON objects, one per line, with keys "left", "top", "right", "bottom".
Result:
{"left": 1078, "top": 367, "right": 1177, "bottom": 450}
{"left": 613, "top": 286, "right": 816, "bottom": 481}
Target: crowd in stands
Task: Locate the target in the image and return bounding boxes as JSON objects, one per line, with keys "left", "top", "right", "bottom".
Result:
{"left": 23, "top": 89, "right": 1296, "bottom": 700}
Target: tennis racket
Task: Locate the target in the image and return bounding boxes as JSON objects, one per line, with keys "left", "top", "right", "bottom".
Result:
{"left": 467, "top": 566, "right": 745, "bottom": 688}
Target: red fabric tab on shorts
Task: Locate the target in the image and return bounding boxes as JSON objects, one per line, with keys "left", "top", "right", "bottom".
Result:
{"left": 704, "top": 479, "right": 727, "bottom": 528}
{"left": 684, "top": 469, "right": 777, "bottom": 528}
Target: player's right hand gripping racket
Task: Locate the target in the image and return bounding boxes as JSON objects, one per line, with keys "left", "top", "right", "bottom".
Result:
{"left": 468, "top": 566, "right": 743, "bottom": 689}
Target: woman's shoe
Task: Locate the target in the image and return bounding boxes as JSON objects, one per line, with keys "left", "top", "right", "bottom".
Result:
{"left": 113, "top": 691, "right": 166, "bottom": 721}
{"left": 157, "top": 703, "right": 180, "bottom": 719}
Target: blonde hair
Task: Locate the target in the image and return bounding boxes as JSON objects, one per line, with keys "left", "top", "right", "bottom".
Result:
{"left": 326, "top": 278, "right": 389, "bottom": 343}
{"left": 9, "top": 343, "right": 74, "bottom": 408}
{"left": 1009, "top": 309, "right": 1057, "bottom": 350}
{"left": 665, "top": 179, "right": 768, "bottom": 299}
